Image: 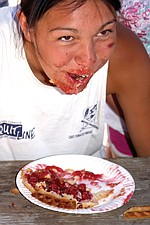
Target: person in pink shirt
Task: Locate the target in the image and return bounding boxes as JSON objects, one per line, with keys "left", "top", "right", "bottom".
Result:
{"left": 106, "top": 0, "right": 150, "bottom": 158}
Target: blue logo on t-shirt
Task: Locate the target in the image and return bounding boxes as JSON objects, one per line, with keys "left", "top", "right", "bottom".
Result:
{"left": 0, "top": 122, "right": 35, "bottom": 140}
{"left": 68, "top": 104, "right": 99, "bottom": 139}
{"left": 81, "top": 104, "right": 98, "bottom": 131}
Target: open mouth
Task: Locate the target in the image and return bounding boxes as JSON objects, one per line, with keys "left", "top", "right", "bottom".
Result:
{"left": 69, "top": 73, "right": 90, "bottom": 82}
{"left": 48, "top": 71, "right": 93, "bottom": 95}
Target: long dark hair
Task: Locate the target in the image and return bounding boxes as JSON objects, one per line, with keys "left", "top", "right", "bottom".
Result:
{"left": 19, "top": 0, "right": 121, "bottom": 28}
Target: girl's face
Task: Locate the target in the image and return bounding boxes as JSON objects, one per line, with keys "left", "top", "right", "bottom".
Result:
{"left": 24, "top": 0, "right": 117, "bottom": 94}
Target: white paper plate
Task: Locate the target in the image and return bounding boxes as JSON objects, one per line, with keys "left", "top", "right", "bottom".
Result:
{"left": 16, "top": 155, "right": 135, "bottom": 214}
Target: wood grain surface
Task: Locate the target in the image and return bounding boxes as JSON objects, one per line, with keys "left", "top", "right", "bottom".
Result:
{"left": 0, "top": 157, "right": 150, "bottom": 225}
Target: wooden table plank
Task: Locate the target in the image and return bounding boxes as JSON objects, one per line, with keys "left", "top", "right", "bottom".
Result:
{"left": 0, "top": 158, "right": 150, "bottom": 225}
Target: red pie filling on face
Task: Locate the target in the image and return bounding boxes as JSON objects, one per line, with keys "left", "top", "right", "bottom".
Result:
{"left": 21, "top": 165, "right": 114, "bottom": 209}
{"left": 49, "top": 70, "right": 93, "bottom": 94}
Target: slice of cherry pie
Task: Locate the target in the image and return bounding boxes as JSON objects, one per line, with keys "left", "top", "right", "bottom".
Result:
{"left": 21, "top": 165, "right": 113, "bottom": 209}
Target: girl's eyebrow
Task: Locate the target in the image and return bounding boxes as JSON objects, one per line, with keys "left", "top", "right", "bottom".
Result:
{"left": 49, "top": 27, "right": 78, "bottom": 33}
{"left": 49, "top": 18, "right": 117, "bottom": 33}
{"left": 100, "top": 18, "right": 117, "bottom": 30}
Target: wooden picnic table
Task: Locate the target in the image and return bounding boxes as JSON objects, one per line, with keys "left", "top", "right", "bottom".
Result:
{"left": 0, "top": 157, "right": 150, "bottom": 225}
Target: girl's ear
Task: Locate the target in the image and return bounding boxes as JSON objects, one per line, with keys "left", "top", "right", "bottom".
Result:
{"left": 16, "top": 10, "right": 32, "bottom": 42}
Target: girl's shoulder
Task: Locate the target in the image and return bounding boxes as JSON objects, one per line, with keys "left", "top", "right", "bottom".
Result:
{"left": 107, "top": 22, "right": 150, "bottom": 94}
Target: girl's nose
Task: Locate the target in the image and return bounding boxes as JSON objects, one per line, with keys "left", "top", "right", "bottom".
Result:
{"left": 74, "top": 42, "right": 97, "bottom": 68}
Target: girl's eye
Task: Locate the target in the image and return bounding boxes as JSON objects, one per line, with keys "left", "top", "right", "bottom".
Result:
{"left": 58, "top": 36, "right": 74, "bottom": 42}
{"left": 97, "top": 29, "right": 113, "bottom": 37}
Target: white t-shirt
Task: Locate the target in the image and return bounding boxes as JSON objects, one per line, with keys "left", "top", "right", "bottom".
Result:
{"left": 0, "top": 6, "right": 108, "bottom": 160}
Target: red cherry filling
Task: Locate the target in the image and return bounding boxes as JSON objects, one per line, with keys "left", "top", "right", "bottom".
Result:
{"left": 72, "top": 169, "right": 103, "bottom": 180}
{"left": 25, "top": 166, "right": 99, "bottom": 202}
